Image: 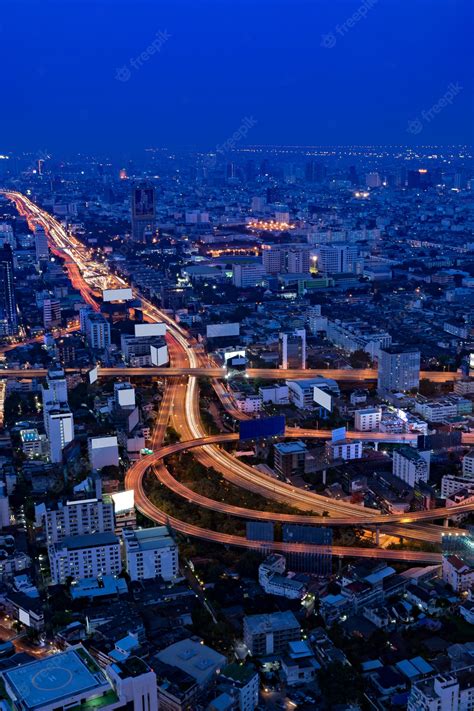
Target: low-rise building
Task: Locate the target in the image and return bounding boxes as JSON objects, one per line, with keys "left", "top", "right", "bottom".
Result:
{"left": 393, "top": 447, "right": 430, "bottom": 487}
{"left": 258, "top": 555, "right": 306, "bottom": 600}
{"left": 408, "top": 665, "right": 474, "bottom": 711}
{"left": 442, "top": 554, "right": 474, "bottom": 592}
{"left": 354, "top": 407, "right": 381, "bottom": 432}
{"left": 123, "top": 526, "right": 178, "bottom": 582}
{"left": 243, "top": 611, "right": 300, "bottom": 656}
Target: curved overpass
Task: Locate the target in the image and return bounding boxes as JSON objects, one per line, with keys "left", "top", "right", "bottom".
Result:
{"left": 126, "top": 459, "right": 442, "bottom": 564}
{"left": 125, "top": 431, "right": 474, "bottom": 526}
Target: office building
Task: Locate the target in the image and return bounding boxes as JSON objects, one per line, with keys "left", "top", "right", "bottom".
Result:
{"left": 365, "top": 172, "right": 382, "bottom": 188}
{"left": 0, "top": 645, "right": 158, "bottom": 711}
{"left": 49, "top": 531, "right": 121, "bottom": 584}
{"left": 232, "top": 262, "right": 266, "bottom": 288}
{"left": 462, "top": 450, "right": 474, "bottom": 476}
{"left": 42, "top": 365, "right": 68, "bottom": 407}
{"left": 262, "top": 246, "right": 284, "bottom": 274}
{"left": 34, "top": 226, "right": 49, "bottom": 261}
{"left": 316, "top": 244, "right": 358, "bottom": 274}
{"left": 377, "top": 346, "right": 420, "bottom": 393}
{"left": 20, "top": 428, "right": 44, "bottom": 458}
{"left": 328, "top": 439, "right": 362, "bottom": 461}
{"left": 279, "top": 329, "right": 306, "bottom": 369}
{"left": 274, "top": 441, "right": 307, "bottom": 478}
{"left": 43, "top": 298, "right": 61, "bottom": 328}
{"left": 45, "top": 407, "right": 74, "bottom": 463}
{"left": 123, "top": 526, "right": 179, "bottom": 581}
{"left": 243, "top": 611, "right": 300, "bottom": 656}
{"left": 354, "top": 407, "right": 382, "bottom": 432}
{"left": 0, "top": 483, "right": 10, "bottom": 529}
{"left": 36, "top": 496, "right": 115, "bottom": 544}
{"left": 305, "top": 161, "right": 326, "bottom": 182}
{"left": 408, "top": 666, "right": 474, "bottom": 711}
{"left": 0, "top": 224, "right": 15, "bottom": 249}
{"left": 80, "top": 309, "right": 111, "bottom": 350}
{"left": 120, "top": 333, "right": 168, "bottom": 367}
{"left": 88, "top": 435, "right": 119, "bottom": 470}
{"left": 393, "top": 447, "right": 430, "bottom": 487}
{"left": 131, "top": 183, "right": 156, "bottom": 242}
{"left": 287, "top": 377, "right": 339, "bottom": 409}
{"left": 0, "top": 246, "right": 18, "bottom": 335}
{"left": 287, "top": 248, "right": 310, "bottom": 274}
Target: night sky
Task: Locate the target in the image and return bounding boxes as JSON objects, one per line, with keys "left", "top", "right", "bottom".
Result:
{"left": 1, "top": 0, "right": 472, "bottom": 154}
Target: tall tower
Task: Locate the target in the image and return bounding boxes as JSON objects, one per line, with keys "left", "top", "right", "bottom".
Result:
{"left": 131, "top": 183, "right": 156, "bottom": 242}
{"left": 0, "top": 246, "right": 18, "bottom": 336}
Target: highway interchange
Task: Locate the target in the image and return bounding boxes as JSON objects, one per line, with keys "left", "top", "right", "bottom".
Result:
{"left": 3, "top": 189, "right": 473, "bottom": 565}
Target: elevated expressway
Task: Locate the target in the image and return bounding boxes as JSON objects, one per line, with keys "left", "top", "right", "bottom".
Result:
{"left": 0, "top": 366, "right": 461, "bottom": 383}
{"left": 4, "top": 191, "right": 472, "bottom": 562}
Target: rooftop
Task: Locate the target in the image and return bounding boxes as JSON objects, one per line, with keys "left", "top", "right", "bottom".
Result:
{"left": 123, "top": 526, "right": 175, "bottom": 551}
{"left": 58, "top": 532, "right": 119, "bottom": 551}
{"left": 244, "top": 610, "right": 299, "bottom": 634}
{"left": 2, "top": 647, "right": 111, "bottom": 711}
{"left": 156, "top": 638, "right": 225, "bottom": 685}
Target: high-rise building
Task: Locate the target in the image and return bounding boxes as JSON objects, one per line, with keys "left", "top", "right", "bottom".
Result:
{"left": 34, "top": 226, "right": 49, "bottom": 262}
{"left": 316, "top": 244, "right": 358, "bottom": 274}
{"left": 43, "top": 298, "right": 61, "bottom": 328}
{"left": 393, "top": 447, "right": 430, "bottom": 487}
{"left": 365, "top": 172, "right": 382, "bottom": 188}
{"left": 80, "top": 308, "right": 111, "bottom": 349}
{"left": 287, "top": 248, "right": 310, "bottom": 273}
{"left": 262, "top": 247, "right": 284, "bottom": 274}
{"left": 42, "top": 366, "right": 74, "bottom": 463}
{"left": 0, "top": 246, "right": 18, "bottom": 336}
{"left": 0, "top": 225, "right": 15, "bottom": 249}
{"left": 279, "top": 329, "right": 306, "bottom": 369}
{"left": 131, "top": 183, "right": 156, "bottom": 242}
{"left": 232, "top": 263, "right": 266, "bottom": 288}
{"left": 408, "top": 666, "right": 474, "bottom": 711}
{"left": 305, "top": 161, "right": 326, "bottom": 182}
{"left": 36, "top": 496, "right": 115, "bottom": 544}
{"left": 45, "top": 407, "right": 74, "bottom": 463}
{"left": 377, "top": 346, "right": 420, "bottom": 393}
{"left": 49, "top": 532, "right": 121, "bottom": 584}
{"left": 123, "top": 526, "right": 179, "bottom": 581}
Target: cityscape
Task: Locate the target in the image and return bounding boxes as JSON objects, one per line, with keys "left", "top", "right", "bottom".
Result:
{"left": 0, "top": 1, "right": 473, "bottom": 710}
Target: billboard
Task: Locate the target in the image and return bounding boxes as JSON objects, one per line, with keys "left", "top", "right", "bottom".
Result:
{"left": 151, "top": 344, "right": 169, "bottom": 366}
{"left": 239, "top": 415, "right": 285, "bottom": 441}
{"left": 88, "top": 366, "right": 98, "bottom": 385}
{"left": 332, "top": 427, "right": 346, "bottom": 443}
{"left": 282, "top": 525, "right": 333, "bottom": 545}
{"left": 102, "top": 288, "right": 133, "bottom": 303}
{"left": 223, "top": 349, "right": 246, "bottom": 363}
{"left": 246, "top": 521, "right": 274, "bottom": 541}
{"left": 470, "top": 352, "right": 474, "bottom": 370}
{"left": 313, "top": 386, "right": 332, "bottom": 412}
{"left": 207, "top": 322, "right": 240, "bottom": 338}
{"left": 134, "top": 322, "right": 166, "bottom": 338}
{"left": 111, "top": 490, "right": 134, "bottom": 513}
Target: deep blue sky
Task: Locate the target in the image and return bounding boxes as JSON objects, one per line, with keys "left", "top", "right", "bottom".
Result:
{"left": 1, "top": 0, "right": 472, "bottom": 154}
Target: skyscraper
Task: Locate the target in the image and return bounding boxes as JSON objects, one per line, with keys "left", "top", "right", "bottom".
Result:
{"left": 0, "top": 246, "right": 18, "bottom": 336}
{"left": 279, "top": 330, "right": 306, "bottom": 370}
{"left": 377, "top": 346, "right": 420, "bottom": 393}
{"left": 131, "top": 183, "right": 156, "bottom": 242}
{"left": 34, "top": 226, "right": 49, "bottom": 262}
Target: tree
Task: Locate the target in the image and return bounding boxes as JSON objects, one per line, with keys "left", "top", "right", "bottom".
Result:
{"left": 317, "top": 662, "right": 364, "bottom": 706}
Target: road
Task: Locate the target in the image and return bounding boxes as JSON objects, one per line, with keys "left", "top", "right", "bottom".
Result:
{"left": 4, "top": 191, "right": 470, "bottom": 561}
{"left": 0, "top": 366, "right": 461, "bottom": 383}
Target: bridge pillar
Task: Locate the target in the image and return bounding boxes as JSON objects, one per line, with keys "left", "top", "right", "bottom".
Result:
{"left": 373, "top": 441, "right": 379, "bottom": 452}
{"left": 322, "top": 469, "right": 327, "bottom": 485}
{"left": 443, "top": 518, "right": 449, "bottom": 528}
{"left": 375, "top": 526, "right": 380, "bottom": 546}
